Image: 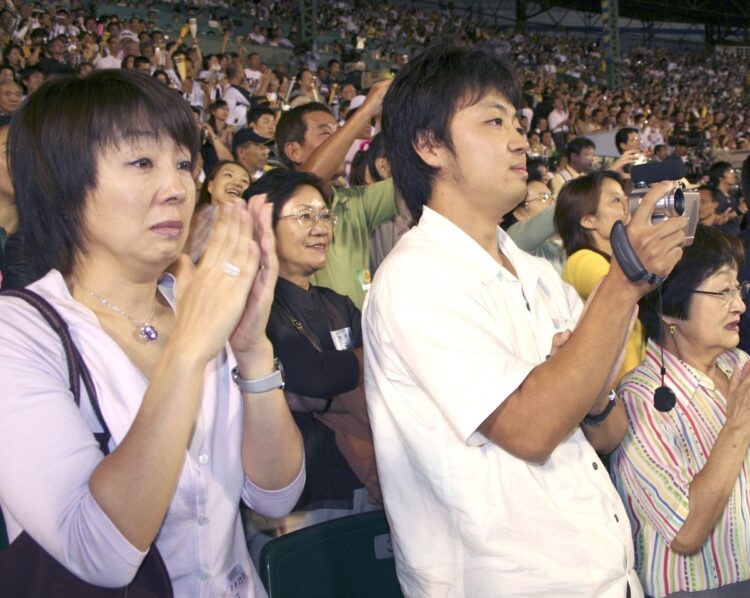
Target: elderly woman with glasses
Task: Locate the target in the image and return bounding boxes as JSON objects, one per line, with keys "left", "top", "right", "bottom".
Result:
{"left": 244, "top": 169, "right": 380, "bottom": 544}
{"left": 554, "top": 170, "right": 646, "bottom": 382}
{"left": 611, "top": 225, "right": 750, "bottom": 598}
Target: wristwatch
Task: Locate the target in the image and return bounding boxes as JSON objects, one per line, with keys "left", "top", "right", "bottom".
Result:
{"left": 231, "top": 358, "right": 285, "bottom": 394}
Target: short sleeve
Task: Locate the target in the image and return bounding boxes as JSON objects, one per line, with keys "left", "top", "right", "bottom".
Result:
{"left": 365, "top": 261, "right": 536, "bottom": 446}
{"left": 562, "top": 250, "right": 610, "bottom": 301}
{"left": 360, "top": 178, "right": 397, "bottom": 232}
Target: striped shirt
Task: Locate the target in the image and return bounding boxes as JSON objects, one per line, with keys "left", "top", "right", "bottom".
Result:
{"left": 611, "top": 339, "right": 750, "bottom": 597}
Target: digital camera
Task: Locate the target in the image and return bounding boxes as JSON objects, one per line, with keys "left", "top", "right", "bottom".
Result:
{"left": 628, "top": 161, "right": 699, "bottom": 246}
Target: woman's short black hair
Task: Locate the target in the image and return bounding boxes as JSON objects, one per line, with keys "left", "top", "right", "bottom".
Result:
{"left": 554, "top": 171, "right": 624, "bottom": 256}
{"left": 639, "top": 224, "right": 745, "bottom": 341}
{"left": 382, "top": 43, "right": 522, "bottom": 221}
{"left": 9, "top": 69, "right": 199, "bottom": 278}
{"left": 247, "top": 169, "right": 328, "bottom": 227}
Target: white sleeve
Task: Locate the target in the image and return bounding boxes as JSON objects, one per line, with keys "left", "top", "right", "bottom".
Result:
{"left": 241, "top": 458, "right": 306, "bottom": 518}
{"left": 364, "top": 260, "right": 536, "bottom": 447}
{"left": 0, "top": 299, "right": 146, "bottom": 587}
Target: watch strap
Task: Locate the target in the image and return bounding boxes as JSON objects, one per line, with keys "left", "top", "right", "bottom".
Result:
{"left": 582, "top": 390, "right": 617, "bottom": 427}
{"left": 232, "top": 358, "right": 284, "bottom": 394}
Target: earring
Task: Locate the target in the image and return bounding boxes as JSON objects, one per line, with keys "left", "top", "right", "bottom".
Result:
{"left": 668, "top": 324, "right": 676, "bottom": 334}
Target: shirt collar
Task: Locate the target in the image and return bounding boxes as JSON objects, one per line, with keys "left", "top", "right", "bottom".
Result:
{"left": 418, "top": 206, "right": 540, "bottom": 290}
{"left": 32, "top": 269, "right": 178, "bottom": 316}
{"left": 644, "top": 338, "right": 735, "bottom": 396}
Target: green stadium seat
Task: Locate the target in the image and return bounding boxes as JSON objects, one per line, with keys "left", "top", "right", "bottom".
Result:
{"left": 258, "top": 510, "right": 403, "bottom": 598}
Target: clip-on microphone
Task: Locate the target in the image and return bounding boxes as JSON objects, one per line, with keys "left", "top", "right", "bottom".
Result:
{"left": 653, "top": 288, "right": 676, "bottom": 412}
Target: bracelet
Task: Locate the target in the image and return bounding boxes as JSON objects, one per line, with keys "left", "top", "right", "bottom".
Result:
{"left": 582, "top": 390, "right": 617, "bottom": 427}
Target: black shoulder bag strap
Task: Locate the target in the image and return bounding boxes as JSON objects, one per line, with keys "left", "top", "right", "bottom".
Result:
{"left": 0, "top": 288, "right": 173, "bottom": 598}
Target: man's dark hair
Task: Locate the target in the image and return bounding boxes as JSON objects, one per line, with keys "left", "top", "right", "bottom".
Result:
{"left": 526, "top": 158, "right": 547, "bottom": 183}
{"left": 554, "top": 170, "right": 624, "bottom": 256}
{"left": 247, "top": 105, "right": 274, "bottom": 127}
{"left": 654, "top": 143, "right": 666, "bottom": 155}
{"left": 225, "top": 63, "right": 242, "bottom": 83}
{"left": 381, "top": 44, "right": 522, "bottom": 221}
{"left": 615, "top": 127, "right": 638, "bottom": 154}
{"left": 708, "top": 161, "right": 733, "bottom": 187}
{"left": 565, "top": 136, "right": 595, "bottom": 160}
{"left": 9, "top": 70, "right": 199, "bottom": 278}
{"left": 247, "top": 168, "right": 329, "bottom": 227}
{"left": 327, "top": 58, "right": 340, "bottom": 69}
{"left": 274, "top": 102, "right": 332, "bottom": 169}
{"left": 133, "top": 56, "right": 151, "bottom": 70}
{"left": 639, "top": 225, "right": 744, "bottom": 341}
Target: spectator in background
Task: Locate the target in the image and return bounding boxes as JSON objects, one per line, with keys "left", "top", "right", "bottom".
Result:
{"left": 652, "top": 144, "right": 668, "bottom": 161}
{"left": 275, "top": 83, "right": 396, "bottom": 310}
{"left": 550, "top": 136, "right": 595, "bottom": 198}
{"left": 232, "top": 128, "right": 273, "bottom": 182}
{"left": 547, "top": 95, "right": 570, "bottom": 150}
{"left": 0, "top": 79, "right": 22, "bottom": 116}
{"left": 247, "top": 105, "right": 277, "bottom": 140}
{"left": 555, "top": 171, "right": 647, "bottom": 381}
{"left": 39, "top": 35, "right": 72, "bottom": 76}
{"left": 709, "top": 161, "right": 744, "bottom": 237}
{"left": 19, "top": 66, "right": 44, "bottom": 97}
{"left": 93, "top": 35, "right": 121, "bottom": 70}
{"left": 223, "top": 63, "right": 252, "bottom": 128}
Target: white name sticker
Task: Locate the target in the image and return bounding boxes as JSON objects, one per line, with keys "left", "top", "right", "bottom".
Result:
{"left": 330, "top": 327, "right": 354, "bottom": 351}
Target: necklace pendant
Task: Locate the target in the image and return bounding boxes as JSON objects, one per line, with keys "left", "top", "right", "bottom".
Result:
{"left": 140, "top": 324, "right": 159, "bottom": 343}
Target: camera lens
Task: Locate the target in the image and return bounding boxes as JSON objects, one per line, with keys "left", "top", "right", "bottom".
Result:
{"left": 672, "top": 188, "right": 685, "bottom": 216}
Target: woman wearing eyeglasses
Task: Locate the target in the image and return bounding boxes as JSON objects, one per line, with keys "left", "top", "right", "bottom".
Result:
{"left": 244, "top": 169, "right": 380, "bottom": 546}
{"left": 504, "top": 179, "right": 566, "bottom": 275}
{"left": 611, "top": 225, "right": 750, "bottom": 598}
{"left": 554, "top": 170, "right": 645, "bottom": 382}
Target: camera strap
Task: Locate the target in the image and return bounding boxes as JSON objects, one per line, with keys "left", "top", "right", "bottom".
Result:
{"left": 610, "top": 221, "right": 666, "bottom": 287}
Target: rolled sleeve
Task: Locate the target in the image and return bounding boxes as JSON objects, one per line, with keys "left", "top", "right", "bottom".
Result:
{"left": 242, "top": 458, "right": 306, "bottom": 518}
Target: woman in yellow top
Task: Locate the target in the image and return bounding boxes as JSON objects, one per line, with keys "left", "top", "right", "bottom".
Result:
{"left": 554, "top": 171, "right": 645, "bottom": 382}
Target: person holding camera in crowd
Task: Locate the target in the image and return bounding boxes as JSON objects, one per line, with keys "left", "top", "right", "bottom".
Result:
{"left": 364, "top": 43, "right": 686, "bottom": 597}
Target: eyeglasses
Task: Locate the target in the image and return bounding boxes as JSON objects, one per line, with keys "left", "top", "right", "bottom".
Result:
{"left": 692, "top": 281, "right": 750, "bottom": 304}
{"left": 278, "top": 207, "right": 337, "bottom": 228}
{"left": 524, "top": 192, "right": 552, "bottom": 208}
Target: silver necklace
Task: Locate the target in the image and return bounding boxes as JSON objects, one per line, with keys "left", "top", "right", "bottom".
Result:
{"left": 78, "top": 283, "right": 159, "bottom": 343}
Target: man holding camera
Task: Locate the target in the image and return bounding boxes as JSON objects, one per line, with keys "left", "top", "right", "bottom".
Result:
{"left": 364, "top": 44, "right": 687, "bottom": 597}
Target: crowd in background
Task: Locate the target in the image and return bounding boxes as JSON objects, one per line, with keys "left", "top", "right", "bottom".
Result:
{"left": 2, "top": 2, "right": 750, "bottom": 596}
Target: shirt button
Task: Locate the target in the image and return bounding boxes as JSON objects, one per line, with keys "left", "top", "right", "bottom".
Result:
{"left": 614, "top": 514, "right": 620, "bottom": 523}
{"left": 198, "top": 454, "right": 209, "bottom": 465}
{"left": 198, "top": 516, "right": 209, "bottom": 525}
{"left": 200, "top": 571, "right": 210, "bottom": 581}
{"left": 592, "top": 462, "right": 599, "bottom": 470}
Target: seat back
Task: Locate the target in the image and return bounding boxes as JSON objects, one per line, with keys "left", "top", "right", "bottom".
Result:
{"left": 258, "top": 510, "right": 403, "bottom": 598}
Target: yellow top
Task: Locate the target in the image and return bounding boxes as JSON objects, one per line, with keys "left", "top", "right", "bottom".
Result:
{"left": 562, "top": 248, "right": 646, "bottom": 383}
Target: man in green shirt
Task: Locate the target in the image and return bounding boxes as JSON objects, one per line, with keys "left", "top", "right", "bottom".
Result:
{"left": 275, "top": 80, "right": 396, "bottom": 309}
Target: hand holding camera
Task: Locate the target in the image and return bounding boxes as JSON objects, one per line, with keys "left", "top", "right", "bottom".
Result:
{"left": 611, "top": 161, "right": 695, "bottom": 290}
